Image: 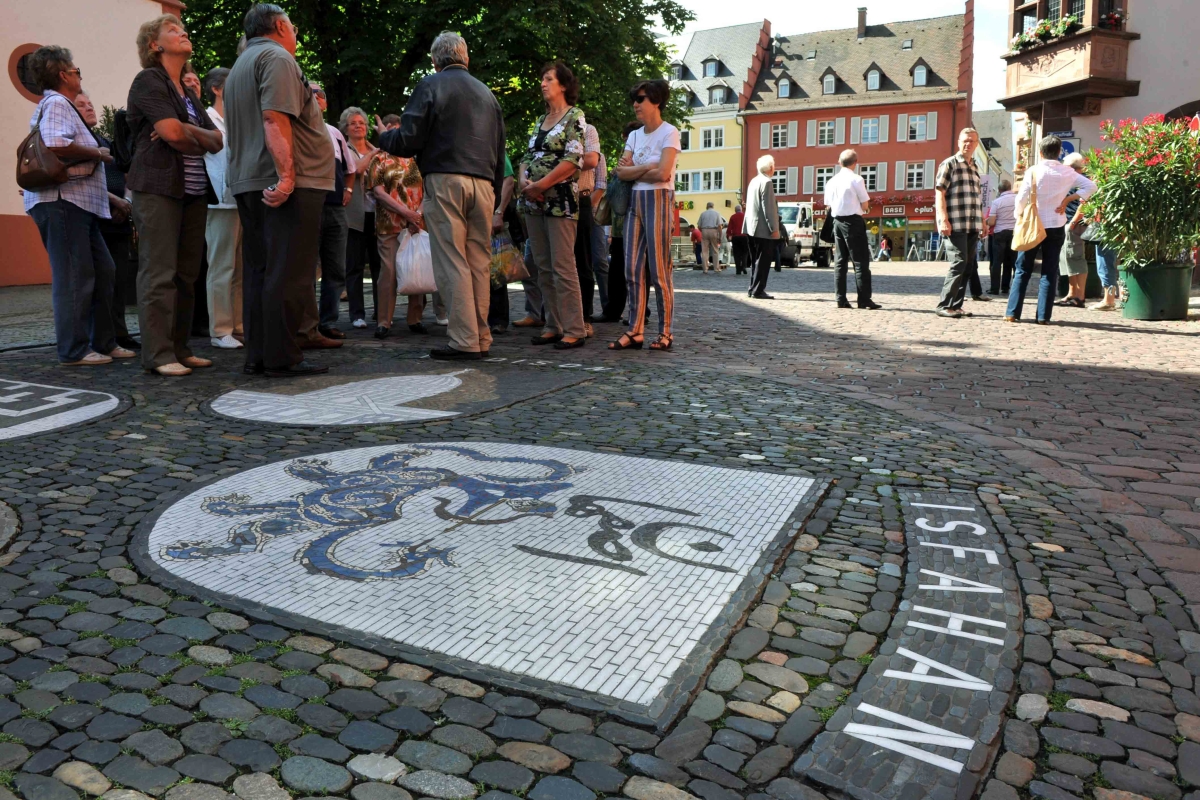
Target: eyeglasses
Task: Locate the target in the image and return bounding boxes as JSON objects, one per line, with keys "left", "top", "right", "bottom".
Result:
{"left": 632, "top": 95, "right": 649, "bottom": 104}
{"left": 313, "top": 89, "right": 326, "bottom": 98}
{"left": 63, "top": 68, "right": 82, "bottom": 77}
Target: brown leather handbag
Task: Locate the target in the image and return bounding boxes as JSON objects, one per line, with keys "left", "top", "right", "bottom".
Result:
{"left": 16, "top": 102, "right": 68, "bottom": 190}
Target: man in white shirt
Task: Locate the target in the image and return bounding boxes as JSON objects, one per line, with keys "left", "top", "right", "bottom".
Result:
{"left": 824, "top": 150, "right": 879, "bottom": 309}
{"left": 697, "top": 202, "right": 725, "bottom": 273}
{"left": 984, "top": 179, "right": 1016, "bottom": 295}
{"left": 202, "top": 68, "right": 244, "bottom": 350}
{"left": 1004, "top": 135, "right": 1096, "bottom": 324}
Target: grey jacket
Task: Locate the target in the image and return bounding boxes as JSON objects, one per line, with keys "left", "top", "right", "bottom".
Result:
{"left": 744, "top": 174, "right": 778, "bottom": 239}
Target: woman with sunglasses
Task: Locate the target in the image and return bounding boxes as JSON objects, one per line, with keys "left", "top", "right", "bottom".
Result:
{"left": 610, "top": 79, "right": 679, "bottom": 352}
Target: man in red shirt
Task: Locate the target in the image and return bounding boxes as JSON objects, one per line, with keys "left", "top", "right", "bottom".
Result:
{"left": 689, "top": 225, "right": 703, "bottom": 266}
{"left": 727, "top": 204, "right": 748, "bottom": 274}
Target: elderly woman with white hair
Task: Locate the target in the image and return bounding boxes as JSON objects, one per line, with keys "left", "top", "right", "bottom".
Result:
{"left": 744, "top": 154, "right": 780, "bottom": 299}
{"left": 1055, "top": 151, "right": 1092, "bottom": 308}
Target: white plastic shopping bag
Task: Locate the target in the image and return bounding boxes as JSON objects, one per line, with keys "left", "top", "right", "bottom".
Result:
{"left": 396, "top": 230, "right": 436, "bottom": 295}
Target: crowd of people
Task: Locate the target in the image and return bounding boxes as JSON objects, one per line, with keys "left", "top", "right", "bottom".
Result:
{"left": 23, "top": 4, "right": 682, "bottom": 376}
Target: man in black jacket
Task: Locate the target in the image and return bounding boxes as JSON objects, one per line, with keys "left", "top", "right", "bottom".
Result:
{"left": 378, "top": 31, "right": 506, "bottom": 361}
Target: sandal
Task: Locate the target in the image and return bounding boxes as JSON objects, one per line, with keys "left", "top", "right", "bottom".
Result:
{"left": 649, "top": 335, "right": 674, "bottom": 352}
{"left": 608, "top": 333, "right": 643, "bottom": 350}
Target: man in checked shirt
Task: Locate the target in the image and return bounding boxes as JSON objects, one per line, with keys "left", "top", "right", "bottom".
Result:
{"left": 934, "top": 128, "right": 986, "bottom": 318}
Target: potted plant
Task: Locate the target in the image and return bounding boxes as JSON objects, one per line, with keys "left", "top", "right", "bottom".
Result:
{"left": 1084, "top": 114, "right": 1200, "bottom": 320}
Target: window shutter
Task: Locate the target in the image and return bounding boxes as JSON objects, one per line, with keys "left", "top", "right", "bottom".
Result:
{"left": 877, "top": 162, "right": 888, "bottom": 192}
{"left": 879, "top": 115, "right": 889, "bottom": 143}
{"left": 835, "top": 117, "right": 846, "bottom": 146}
{"left": 897, "top": 114, "right": 908, "bottom": 142}
{"left": 927, "top": 111, "right": 938, "bottom": 142}
{"left": 760, "top": 123, "right": 770, "bottom": 150}
{"left": 802, "top": 166, "right": 815, "bottom": 194}
{"left": 924, "top": 159, "right": 936, "bottom": 189}
{"left": 787, "top": 167, "right": 798, "bottom": 195}
{"left": 895, "top": 161, "right": 907, "bottom": 190}
{"left": 787, "top": 120, "right": 798, "bottom": 148}
{"left": 806, "top": 119, "right": 817, "bottom": 147}
{"left": 850, "top": 117, "right": 861, "bottom": 145}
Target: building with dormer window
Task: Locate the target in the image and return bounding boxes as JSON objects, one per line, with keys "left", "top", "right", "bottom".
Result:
{"left": 742, "top": 5, "right": 974, "bottom": 259}
{"left": 670, "top": 21, "right": 771, "bottom": 227}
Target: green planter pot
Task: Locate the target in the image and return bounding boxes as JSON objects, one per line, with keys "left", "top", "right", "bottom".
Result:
{"left": 1119, "top": 264, "right": 1194, "bottom": 320}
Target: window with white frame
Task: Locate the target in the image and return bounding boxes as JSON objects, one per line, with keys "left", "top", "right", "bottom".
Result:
{"left": 823, "top": 74, "right": 836, "bottom": 94}
{"left": 779, "top": 79, "right": 790, "bottom": 98}
{"left": 815, "top": 166, "right": 835, "bottom": 192}
{"left": 671, "top": 65, "right": 682, "bottom": 80}
{"left": 860, "top": 117, "right": 879, "bottom": 144}
{"left": 704, "top": 61, "right": 718, "bottom": 78}
{"left": 908, "top": 114, "right": 927, "bottom": 141}
{"left": 914, "top": 65, "right": 928, "bottom": 86}
{"left": 679, "top": 130, "right": 690, "bottom": 151}
{"left": 902, "top": 39, "right": 913, "bottom": 50}
{"left": 701, "top": 127, "right": 724, "bottom": 149}
{"left": 906, "top": 162, "right": 925, "bottom": 189}
{"left": 709, "top": 86, "right": 726, "bottom": 104}
{"left": 677, "top": 169, "right": 724, "bottom": 193}
{"left": 859, "top": 165, "right": 878, "bottom": 192}
{"left": 772, "top": 170, "right": 788, "bottom": 195}
{"left": 818, "top": 120, "right": 835, "bottom": 146}
{"left": 771, "top": 123, "right": 788, "bottom": 148}
{"left": 867, "top": 70, "right": 880, "bottom": 91}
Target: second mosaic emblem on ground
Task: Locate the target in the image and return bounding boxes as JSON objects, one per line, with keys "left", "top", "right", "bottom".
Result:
{"left": 142, "top": 442, "right": 818, "bottom": 715}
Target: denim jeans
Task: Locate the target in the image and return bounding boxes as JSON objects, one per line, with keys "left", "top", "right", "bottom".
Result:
{"left": 591, "top": 221, "right": 609, "bottom": 310}
{"left": 1096, "top": 245, "right": 1119, "bottom": 289}
{"left": 318, "top": 204, "right": 349, "bottom": 327}
{"left": 29, "top": 199, "right": 117, "bottom": 362}
{"left": 1006, "top": 226, "right": 1067, "bottom": 321}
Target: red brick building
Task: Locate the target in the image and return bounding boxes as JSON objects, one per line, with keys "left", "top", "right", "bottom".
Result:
{"left": 741, "top": 5, "right": 975, "bottom": 259}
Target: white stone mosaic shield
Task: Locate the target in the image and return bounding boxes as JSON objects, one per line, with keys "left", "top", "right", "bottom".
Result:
{"left": 0, "top": 379, "right": 119, "bottom": 440}
{"left": 145, "top": 442, "right": 814, "bottom": 709}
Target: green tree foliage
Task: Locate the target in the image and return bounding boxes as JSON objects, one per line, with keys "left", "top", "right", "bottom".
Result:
{"left": 183, "top": 0, "right": 692, "bottom": 162}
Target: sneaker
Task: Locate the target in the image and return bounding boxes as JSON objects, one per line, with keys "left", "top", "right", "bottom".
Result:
{"left": 584, "top": 323, "right": 594, "bottom": 338}
{"left": 435, "top": 317, "right": 449, "bottom": 326}
{"left": 1088, "top": 300, "right": 1116, "bottom": 311}
{"left": 62, "top": 351, "right": 112, "bottom": 366}
{"left": 935, "top": 308, "right": 963, "bottom": 319}
{"left": 211, "top": 334, "right": 244, "bottom": 349}
{"left": 106, "top": 346, "right": 137, "bottom": 359}
{"left": 352, "top": 318, "right": 368, "bottom": 329}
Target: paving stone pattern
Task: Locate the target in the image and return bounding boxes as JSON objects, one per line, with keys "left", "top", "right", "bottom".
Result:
{"left": 1, "top": 262, "right": 1199, "bottom": 800}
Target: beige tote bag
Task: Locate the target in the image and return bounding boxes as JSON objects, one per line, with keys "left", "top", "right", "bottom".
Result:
{"left": 1013, "top": 173, "right": 1047, "bottom": 252}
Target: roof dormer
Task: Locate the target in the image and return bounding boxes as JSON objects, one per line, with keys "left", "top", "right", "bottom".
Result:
{"left": 862, "top": 61, "right": 885, "bottom": 91}
{"left": 669, "top": 59, "right": 684, "bottom": 82}
{"left": 819, "top": 66, "right": 839, "bottom": 95}
{"left": 910, "top": 58, "right": 931, "bottom": 87}
{"left": 701, "top": 55, "right": 722, "bottom": 78}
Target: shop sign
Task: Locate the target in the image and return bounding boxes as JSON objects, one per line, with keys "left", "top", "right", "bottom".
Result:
{"left": 914, "top": 206, "right": 935, "bottom": 214}
{"left": 883, "top": 205, "right": 905, "bottom": 216}
{"left": 883, "top": 218, "right": 907, "bottom": 229}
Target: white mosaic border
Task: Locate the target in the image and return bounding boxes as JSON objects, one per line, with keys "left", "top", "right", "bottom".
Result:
{"left": 0, "top": 380, "right": 119, "bottom": 440}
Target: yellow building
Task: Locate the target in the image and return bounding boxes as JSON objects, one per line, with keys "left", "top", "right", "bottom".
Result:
{"left": 671, "top": 21, "right": 772, "bottom": 228}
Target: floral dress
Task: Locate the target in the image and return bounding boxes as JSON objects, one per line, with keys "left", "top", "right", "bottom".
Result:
{"left": 363, "top": 151, "right": 424, "bottom": 236}
{"left": 519, "top": 106, "right": 586, "bottom": 219}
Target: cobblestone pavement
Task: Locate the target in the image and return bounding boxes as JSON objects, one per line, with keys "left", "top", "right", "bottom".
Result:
{"left": 0, "top": 262, "right": 1198, "bottom": 800}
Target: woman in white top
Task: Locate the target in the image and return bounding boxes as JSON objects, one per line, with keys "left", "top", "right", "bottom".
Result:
{"left": 610, "top": 79, "right": 679, "bottom": 352}
{"left": 202, "top": 67, "right": 243, "bottom": 350}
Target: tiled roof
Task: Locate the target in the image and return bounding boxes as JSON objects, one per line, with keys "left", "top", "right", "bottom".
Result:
{"left": 745, "top": 14, "right": 966, "bottom": 114}
{"left": 672, "top": 21, "right": 768, "bottom": 117}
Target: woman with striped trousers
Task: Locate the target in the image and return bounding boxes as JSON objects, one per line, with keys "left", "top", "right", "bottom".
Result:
{"left": 610, "top": 79, "right": 679, "bottom": 352}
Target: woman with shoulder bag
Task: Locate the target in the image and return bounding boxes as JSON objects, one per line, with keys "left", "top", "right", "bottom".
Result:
{"left": 21, "top": 46, "right": 132, "bottom": 366}
{"left": 126, "top": 15, "right": 223, "bottom": 376}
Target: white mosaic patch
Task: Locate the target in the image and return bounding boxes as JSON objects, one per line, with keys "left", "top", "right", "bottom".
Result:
{"left": 209, "top": 373, "right": 470, "bottom": 425}
{"left": 146, "top": 442, "right": 813, "bottom": 708}
{"left": 0, "top": 379, "right": 119, "bottom": 440}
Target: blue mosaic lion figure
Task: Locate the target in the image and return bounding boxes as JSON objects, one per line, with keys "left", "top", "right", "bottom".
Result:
{"left": 162, "top": 445, "right": 580, "bottom": 581}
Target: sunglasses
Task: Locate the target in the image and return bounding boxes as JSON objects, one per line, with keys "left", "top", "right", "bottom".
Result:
{"left": 632, "top": 94, "right": 649, "bottom": 104}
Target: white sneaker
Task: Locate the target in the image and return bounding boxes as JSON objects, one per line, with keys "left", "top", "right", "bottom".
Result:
{"left": 352, "top": 319, "right": 368, "bottom": 329}
{"left": 436, "top": 317, "right": 449, "bottom": 326}
{"left": 106, "top": 347, "right": 136, "bottom": 359}
{"left": 62, "top": 351, "right": 112, "bottom": 366}
{"left": 211, "top": 335, "right": 244, "bottom": 349}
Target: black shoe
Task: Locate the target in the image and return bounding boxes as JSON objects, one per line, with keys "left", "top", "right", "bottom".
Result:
{"left": 837, "top": 300, "right": 853, "bottom": 309}
{"left": 591, "top": 314, "right": 619, "bottom": 323}
{"left": 774, "top": 268, "right": 781, "bottom": 272}
{"left": 531, "top": 334, "right": 562, "bottom": 346}
{"left": 554, "top": 338, "right": 586, "bottom": 350}
{"left": 374, "top": 326, "right": 390, "bottom": 339}
{"left": 752, "top": 293, "right": 775, "bottom": 299}
{"left": 265, "top": 360, "right": 328, "bottom": 377}
{"left": 858, "top": 300, "right": 882, "bottom": 310}
{"left": 116, "top": 335, "right": 141, "bottom": 351}
{"left": 409, "top": 323, "right": 427, "bottom": 335}
{"left": 430, "top": 347, "right": 482, "bottom": 361}
{"left": 243, "top": 362, "right": 264, "bottom": 375}
{"left": 318, "top": 325, "right": 345, "bottom": 339}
